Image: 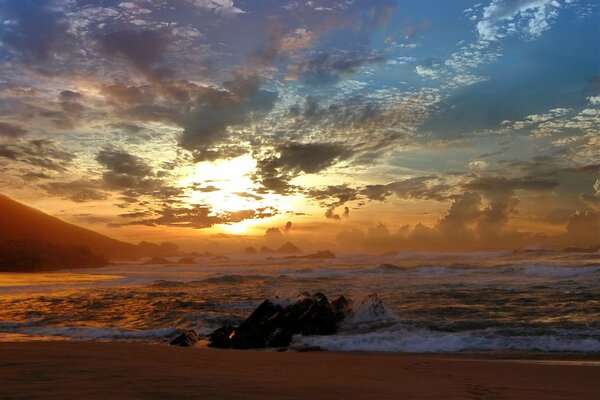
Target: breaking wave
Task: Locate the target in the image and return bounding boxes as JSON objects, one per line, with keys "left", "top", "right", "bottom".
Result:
{"left": 294, "top": 326, "right": 600, "bottom": 353}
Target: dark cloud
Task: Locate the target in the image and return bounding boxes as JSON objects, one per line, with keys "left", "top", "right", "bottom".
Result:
{"left": 0, "top": 122, "right": 27, "bottom": 138}
{"left": 0, "top": 139, "right": 74, "bottom": 171}
{"left": 121, "top": 204, "right": 276, "bottom": 229}
{"left": 58, "top": 90, "right": 83, "bottom": 102}
{"left": 179, "top": 77, "right": 278, "bottom": 152}
{"left": 308, "top": 184, "right": 359, "bottom": 208}
{"left": 0, "top": 0, "right": 78, "bottom": 67}
{"left": 96, "top": 148, "right": 153, "bottom": 180}
{"left": 255, "top": 142, "right": 351, "bottom": 194}
{"left": 387, "top": 176, "right": 452, "bottom": 201}
{"left": 464, "top": 176, "right": 558, "bottom": 196}
{"left": 101, "top": 78, "right": 277, "bottom": 158}
{"left": 295, "top": 50, "right": 385, "bottom": 85}
{"left": 97, "top": 29, "right": 173, "bottom": 79}
{"left": 276, "top": 142, "right": 351, "bottom": 174}
{"left": 40, "top": 180, "right": 108, "bottom": 203}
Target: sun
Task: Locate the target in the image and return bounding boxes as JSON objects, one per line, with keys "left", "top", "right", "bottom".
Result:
{"left": 177, "top": 155, "right": 308, "bottom": 234}
{"left": 178, "top": 155, "right": 257, "bottom": 213}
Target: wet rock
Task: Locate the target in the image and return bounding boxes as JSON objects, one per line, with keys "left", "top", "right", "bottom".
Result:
{"left": 208, "top": 293, "right": 341, "bottom": 349}
{"left": 170, "top": 329, "right": 199, "bottom": 346}
{"left": 331, "top": 295, "right": 353, "bottom": 320}
{"left": 208, "top": 326, "right": 237, "bottom": 349}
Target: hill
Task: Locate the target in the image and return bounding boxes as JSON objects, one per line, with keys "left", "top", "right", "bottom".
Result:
{"left": 0, "top": 194, "right": 178, "bottom": 267}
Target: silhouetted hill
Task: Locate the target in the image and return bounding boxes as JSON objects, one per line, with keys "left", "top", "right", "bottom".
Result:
{"left": 0, "top": 194, "right": 178, "bottom": 264}
{"left": 0, "top": 240, "right": 108, "bottom": 272}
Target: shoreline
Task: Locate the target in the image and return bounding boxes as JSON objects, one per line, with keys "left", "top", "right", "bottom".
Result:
{"left": 1, "top": 341, "right": 598, "bottom": 399}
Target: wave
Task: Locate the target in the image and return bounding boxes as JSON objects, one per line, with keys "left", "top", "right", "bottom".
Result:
{"left": 343, "top": 294, "right": 397, "bottom": 329}
{"left": 519, "top": 264, "right": 600, "bottom": 278}
{"left": 293, "top": 326, "right": 600, "bottom": 353}
{"left": 12, "top": 326, "right": 179, "bottom": 340}
{"left": 199, "top": 274, "right": 269, "bottom": 284}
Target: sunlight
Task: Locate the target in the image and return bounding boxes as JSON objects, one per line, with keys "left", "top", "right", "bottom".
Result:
{"left": 176, "top": 155, "right": 310, "bottom": 234}
{"left": 179, "top": 155, "right": 257, "bottom": 214}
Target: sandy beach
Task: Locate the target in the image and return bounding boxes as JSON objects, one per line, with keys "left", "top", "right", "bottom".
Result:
{"left": 0, "top": 342, "right": 598, "bottom": 400}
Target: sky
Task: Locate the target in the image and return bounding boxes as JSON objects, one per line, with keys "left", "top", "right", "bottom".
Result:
{"left": 0, "top": 0, "right": 598, "bottom": 253}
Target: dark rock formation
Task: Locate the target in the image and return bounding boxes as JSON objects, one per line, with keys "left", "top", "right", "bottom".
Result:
{"left": 143, "top": 256, "right": 170, "bottom": 265}
{"left": 208, "top": 292, "right": 352, "bottom": 349}
{"left": 244, "top": 246, "right": 257, "bottom": 254}
{"left": 331, "top": 295, "right": 353, "bottom": 320}
{"left": 136, "top": 241, "right": 180, "bottom": 257}
{"left": 169, "top": 330, "right": 200, "bottom": 346}
{"left": 275, "top": 242, "right": 303, "bottom": 254}
{"left": 177, "top": 257, "right": 196, "bottom": 264}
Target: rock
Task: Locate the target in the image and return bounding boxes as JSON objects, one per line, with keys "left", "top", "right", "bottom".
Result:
{"left": 143, "top": 256, "right": 169, "bottom": 265}
{"left": 260, "top": 246, "right": 275, "bottom": 254}
{"left": 275, "top": 242, "right": 303, "bottom": 254}
{"left": 170, "top": 330, "right": 199, "bottom": 346}
{"left": 331, "top": 295, "right": 353, "bottom": 320}
{"left": 178, "top": 257, "right": 195, "bottom": 264}
{"left": 244, "top": 246, "right": 257, "bottom": 254}
{"left": 208, "top": 326, "right": 237, "bottom": 349}
{"left": 208, "top": 293, "right": 341, "bottom": 349}
{"left": 280, "top": 293, "right": 338, "bottom": 336}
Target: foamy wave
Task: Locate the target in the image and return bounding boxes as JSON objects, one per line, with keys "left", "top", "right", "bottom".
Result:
{"left": 294, "top": 327, "right": 600, "bottom": 353}
{"left": 22, "top": 326, "right": 178, "bottom": 340}
{"left": 200, "top": 274, "right": 269, "bottom": 284}
{"left": 520, "top": 265, "right": 600, "bottom": 278}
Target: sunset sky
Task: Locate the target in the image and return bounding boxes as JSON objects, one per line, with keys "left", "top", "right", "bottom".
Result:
{"left": 0, "top": 0, "right": 598, "bottom": 252}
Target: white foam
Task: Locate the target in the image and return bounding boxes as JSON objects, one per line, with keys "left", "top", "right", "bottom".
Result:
{"left": 521, "top": 265, "right": 600, "bottom": 278}
{"left": 294, "top": 327, "right": 600, "bottom": 353}
{"left": 22, "top": 326, "right": 177, "bottom": 340}
{"left": 344, "top": 294, "right": 397, "bottom": 327}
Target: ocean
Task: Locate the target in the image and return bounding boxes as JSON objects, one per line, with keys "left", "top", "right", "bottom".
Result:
{"left": 1, "top": 251, "right": 599, "bottom": 353}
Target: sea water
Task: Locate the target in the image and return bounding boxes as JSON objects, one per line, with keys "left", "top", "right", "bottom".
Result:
{"left": 0, "top": 251, "right": 598, "bottom": 353}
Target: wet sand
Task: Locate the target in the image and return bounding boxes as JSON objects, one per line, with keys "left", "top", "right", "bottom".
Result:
{"left": 0, "top": 341, "right": 598, "bottom": 399}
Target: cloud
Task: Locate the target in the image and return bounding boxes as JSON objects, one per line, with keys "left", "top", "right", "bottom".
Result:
{"left": 96, "top": 148, "right": 153, "bottom": 179}
{"left": 186, "top": 0, "right": 245, "bottom": 15}
{"left": 255, "top": 142, "right": 350, "bottom": 194}
{"left": 293, "top": 50, "right": 385, "bottom": 85}
{"left": 97, "top": 29, "right": 173, "bottom": 79}
{"left": 40, "top": 179, "right": 108, "bottom": 203}
{"left": 308, "top": 184, "right": 359, "bottom": 207}
{"left": 95, "top": 148, "right": 158, "bottom": 193}
{"left": 120, "top": 203, "right": 274, "bottom": 229}
{"left": 0, "top": 0, "right": 78, "bottom": 67}
{"left": 0, "top": 139, "right": 74, "bottom": 172}
{"left": 0, "top": 122, "right": 27, "bottom": 138}
{"left": 178, "top": 76, "right": 278, "bottom": 153}
{"left": 476, "top": 0, "right": 562, "bottom": 41}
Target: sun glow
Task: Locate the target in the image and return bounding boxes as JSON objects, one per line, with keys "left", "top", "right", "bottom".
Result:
{"left": 177, "top": 155, "right": 304, "bottom": 234}
{"left": 179, "top": 155, "right": 258, "bottom": 214}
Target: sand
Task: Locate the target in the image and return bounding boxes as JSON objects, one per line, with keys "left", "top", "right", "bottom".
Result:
{"left": 0, "top": 342, "right": 598, "bottom": 399}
